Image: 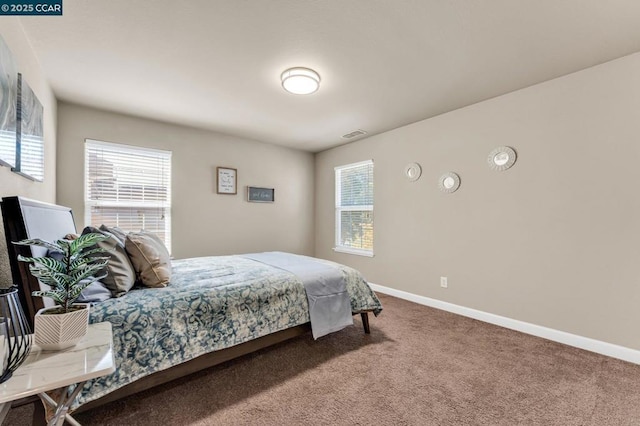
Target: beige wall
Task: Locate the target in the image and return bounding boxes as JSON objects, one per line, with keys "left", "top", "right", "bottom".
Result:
{"left": 57, "top": 102, "right": 315, "bottom": 259}
{"left": 0, "top": 20, "right": 57, "bottom": 287}
{"left": 316, "top": 53, "right": 640, "bottom": 350}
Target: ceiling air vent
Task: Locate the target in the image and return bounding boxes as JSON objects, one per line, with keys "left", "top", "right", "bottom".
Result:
{"left": 342, "top": 129, "right": 367, "bottom": 139}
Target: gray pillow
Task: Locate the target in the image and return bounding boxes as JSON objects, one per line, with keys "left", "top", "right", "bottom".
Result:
{"left": 76, "top": 279, "right": 112, "bottom": 303}
{"left": 82, "top": 226, "right": 137, "bottom": 297}
{"left": 99, "top": 224, "right": 128, "bottom": 245}
{"left": 46, "top": 248, "right": 110, "bottom": 303}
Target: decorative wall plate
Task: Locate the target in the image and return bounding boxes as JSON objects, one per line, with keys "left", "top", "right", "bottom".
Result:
{"left": 488, "top": 146, "right": 517, "bottom": 171}
{"left": 403, "top": 162, "right": 422, "bottom": 182}
{"left": 438, "top": 172, "right": 460, "bottom": 193}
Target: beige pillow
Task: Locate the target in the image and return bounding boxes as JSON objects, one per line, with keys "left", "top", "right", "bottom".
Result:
{"left": 125, "top": 231, "right": 171, "bottom": 288}
{"left": 82, "top": 226, "right": 137, "bottom": 297}
{"left": 99, "top": 224, "right": 128, "bottom": 245}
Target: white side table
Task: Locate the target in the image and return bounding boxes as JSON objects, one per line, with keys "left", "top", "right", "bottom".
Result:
{"left": 0, "top": 322, "right": 115, "bottom": 426}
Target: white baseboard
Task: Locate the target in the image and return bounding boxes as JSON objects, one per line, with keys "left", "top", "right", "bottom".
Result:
{"left": 369, "top": 282, "right": 640, "bottom": 365}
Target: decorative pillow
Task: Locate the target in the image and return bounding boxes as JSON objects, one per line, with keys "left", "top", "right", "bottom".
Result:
{"left": 99, "top": 224, "right": 127, "bottom": 245}
{"left": 46, "top": 248, "right": 112, "bottom": 303}
{"left": 125, "top": 231, "right": 171, "bottom": 288}
{"left": 82, "top": 226, "right": 137, "bottom": 297}
{"left": 76, "top": 279, "right": 112, "bottom": 303}
{"left": 47, "top": 248, "right": 64, "bottom": 261}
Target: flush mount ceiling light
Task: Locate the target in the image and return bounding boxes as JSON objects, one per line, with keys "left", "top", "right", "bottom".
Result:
{"left": 281, "top": 67, "right": 320, "bottom": 95}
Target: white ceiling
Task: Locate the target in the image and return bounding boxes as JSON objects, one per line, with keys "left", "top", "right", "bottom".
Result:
{"left": 18, "top": 1, "right": 640, "bottom": 152}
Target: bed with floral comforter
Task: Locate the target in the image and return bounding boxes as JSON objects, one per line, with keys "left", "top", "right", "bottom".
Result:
{"left": 74, "top": 254, "right": 382, "bottom": 408}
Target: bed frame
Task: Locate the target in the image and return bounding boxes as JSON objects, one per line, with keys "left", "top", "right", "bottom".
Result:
{"left": 1, "top": 196, "right": 371, "bottom": 416}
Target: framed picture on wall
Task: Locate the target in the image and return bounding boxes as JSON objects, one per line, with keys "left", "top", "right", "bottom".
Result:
{"left": 0, "top": 35, "right": 18, "bottom": 168}
{"left": 217, "top": 167, "right": 237, "bottom": 194}
{"left": 14, "top": 73, "right": 44, "bottom": 181}
{"left": 247, "top": 186, "right": 275, "bottom": 203}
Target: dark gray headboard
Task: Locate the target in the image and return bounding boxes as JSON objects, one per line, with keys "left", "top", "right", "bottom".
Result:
{"left": 1, "top": 196, "right": 77, "bottom": 325}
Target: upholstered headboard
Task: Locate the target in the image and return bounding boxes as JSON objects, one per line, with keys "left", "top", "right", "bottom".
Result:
{"left": 1, "top": 196, "right": 77, "bottom": 325}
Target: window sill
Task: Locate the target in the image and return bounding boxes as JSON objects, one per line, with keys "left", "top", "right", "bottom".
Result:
{"left": 333, "top": 247, "right": 374, "bottom": 257}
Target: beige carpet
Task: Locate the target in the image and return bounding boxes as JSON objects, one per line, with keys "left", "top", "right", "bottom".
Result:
{"left": 8, "top": 293, "right": 640, "bottom": 425}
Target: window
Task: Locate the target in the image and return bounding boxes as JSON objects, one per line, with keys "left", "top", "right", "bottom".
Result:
{"left": 85, "top": 139, "right": 172, "bottom": 251}
{"left": 335, "top": 160, "right": 374, "bottom": 256}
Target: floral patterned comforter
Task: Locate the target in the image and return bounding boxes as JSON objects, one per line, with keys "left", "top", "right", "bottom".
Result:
{"left": 75, "top": 254, "right": 382, "bottom": 408}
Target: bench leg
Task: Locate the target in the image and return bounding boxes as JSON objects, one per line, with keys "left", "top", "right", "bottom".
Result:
{"left": 360, "top": 312, "right": 370, "bottom": 334}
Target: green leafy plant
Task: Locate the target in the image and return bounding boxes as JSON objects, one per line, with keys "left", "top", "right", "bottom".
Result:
{"left": 15, "top": 233, "right": 110, "bottom": 313}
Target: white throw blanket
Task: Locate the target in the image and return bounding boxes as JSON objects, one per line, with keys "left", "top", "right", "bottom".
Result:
{"left": 242, "top": 252, "right": 353, "bottom": 339}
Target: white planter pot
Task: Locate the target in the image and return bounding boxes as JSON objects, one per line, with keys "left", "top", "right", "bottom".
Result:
{"left": 34, "top": 304, "right": 90, "bottom": 351}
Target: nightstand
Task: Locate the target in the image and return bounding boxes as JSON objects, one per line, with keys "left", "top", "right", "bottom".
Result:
{"left": 0, "top": 322, "right": 115, "bottom": 426}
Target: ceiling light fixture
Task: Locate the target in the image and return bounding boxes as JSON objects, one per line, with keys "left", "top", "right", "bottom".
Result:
{"left": 281, "top": 67, "right": 320, "bottom": 95}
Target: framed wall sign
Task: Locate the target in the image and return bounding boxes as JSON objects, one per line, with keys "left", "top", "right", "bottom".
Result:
{"left": 14, "top": 73, "right": 44, "bottom": 181}
{"left": 216, "top": 167, "right": 237, "bottom": 194}
{"left": 247, "top": 186, "right": 275, "bottom": 203}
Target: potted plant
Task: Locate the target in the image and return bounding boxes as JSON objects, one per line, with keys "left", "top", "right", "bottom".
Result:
{"left": 15, "top": 233, "right": 109, "bottom": 350}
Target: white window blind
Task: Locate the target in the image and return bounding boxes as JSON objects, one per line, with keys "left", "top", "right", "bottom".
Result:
{"left": 85, "top": 139, "right": 172, "bottom": 251}
{"left": 335, "top": 160, "right": 374, "bottom": 256}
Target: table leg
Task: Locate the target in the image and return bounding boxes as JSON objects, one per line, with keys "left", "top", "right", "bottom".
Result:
{"left": 39, "top": 381, "right": 87, "bottom": 426}
{"left": 0, "top": 402, "right": 10, "bottom": 425}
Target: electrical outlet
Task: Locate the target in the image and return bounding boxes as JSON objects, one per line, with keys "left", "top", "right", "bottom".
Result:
{"left": 440, "top": 277, "right": 448, "bottom": 288}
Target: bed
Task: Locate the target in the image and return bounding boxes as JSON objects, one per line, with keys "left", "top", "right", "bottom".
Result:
{"left": 1, "top": 196, "right": 382, "bottom": 412}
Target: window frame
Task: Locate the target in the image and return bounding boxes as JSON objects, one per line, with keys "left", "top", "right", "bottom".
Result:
{"left": 334, "top": 159, "right": 374, "bottom": 257}
{"left": 84, "top": 138, "right": 172, "bottom": 251}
